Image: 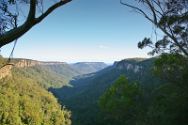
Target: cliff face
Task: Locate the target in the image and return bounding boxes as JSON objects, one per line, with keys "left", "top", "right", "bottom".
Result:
{"left": 0, "top": 59, "right": 38, "bottom": 79}
{"left": 15, "top": 59, "right": 41, "bottom": 68}
{"left": 114, "top": 59, "right": 144, "bottom": 73}
{"left": 0, "top": 59, "right": 66, "bottom": 79}
{"left": 0, "top": 64, "right": 13, "bottom": 79}
{"left": 0, "top": 59, "right": 59, "bottom": 79}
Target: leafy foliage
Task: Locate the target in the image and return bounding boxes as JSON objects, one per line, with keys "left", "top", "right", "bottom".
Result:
{"left": 99, "top": 75, "right": 143, "bottom": 125}
{"left": 0, "top": 67, "right": 71, "bottom": 125}
{"left": 154, "top": 53, "right": 188, "bottom": 83}
{"left": 145, "top": 54, "right": 188, "bottom": 125}
{"left": 0, "top": 58, "right": 108, "bottom": 125}
{"left": 146, "top": 83, "right": 188, "bottom": 125}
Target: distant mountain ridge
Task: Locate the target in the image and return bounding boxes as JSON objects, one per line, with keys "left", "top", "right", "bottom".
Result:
{"left": 0, "top": 57, "right": 108, "bottom": 88}
{"left": 70, "top": 62, "right": 107, "bottom": 75}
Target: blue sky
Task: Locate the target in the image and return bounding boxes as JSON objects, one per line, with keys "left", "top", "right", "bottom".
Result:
{"left": 1, "top": 0, "right": 154, "bottom": 63}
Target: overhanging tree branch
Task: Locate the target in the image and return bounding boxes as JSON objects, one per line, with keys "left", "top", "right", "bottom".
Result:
{"left": 0, "top": 0, "right": 72, "bottom": 48}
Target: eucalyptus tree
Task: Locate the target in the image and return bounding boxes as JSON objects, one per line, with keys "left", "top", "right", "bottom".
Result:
{"left": 121, "top": 0, "right": 188, "bottom": 56}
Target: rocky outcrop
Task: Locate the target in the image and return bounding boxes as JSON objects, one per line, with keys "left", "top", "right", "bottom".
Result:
{"left": 0, "top": 59, "right": 66, "bottom": 79}
{"left": 15, "top": 59, "right": 41, "bottom": 68}
{"left": 0, "top": 64, "right": 13, "bottom": 79}
{"left": 114, "top": 58, "right": 144, "bottom": 73}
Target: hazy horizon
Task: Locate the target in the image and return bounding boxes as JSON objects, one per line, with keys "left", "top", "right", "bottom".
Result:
{"left": 1, "top": 55, "right": 149, "bottom": 64}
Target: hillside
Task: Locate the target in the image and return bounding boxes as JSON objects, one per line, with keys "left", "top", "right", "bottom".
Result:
{"left": 0, "top": 58, "right": 107, "bottom": 125}
{"left": 0, "top": 58, "right": 107, "bottom": 88}
{"left": 0, "top": 60, "right": 73, "bottom": 88}
{"left": 50, "top": 58, "right": 160, "bottom": 125}
{"left": 0, "top": 59, "right": 71, "bottom": 125}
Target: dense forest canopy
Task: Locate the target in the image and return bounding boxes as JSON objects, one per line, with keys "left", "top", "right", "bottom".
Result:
{"left": 0, "top": 66, "right": 71, "bottom": 125}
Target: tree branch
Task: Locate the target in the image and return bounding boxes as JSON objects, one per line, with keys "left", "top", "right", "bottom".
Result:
{"left": 35, "top": 0, "right": 71, "bottom": 24}
{"left": 145, "top": 0, "right": 158, "bottom": 25}
{"left": 159, "top": 25, "right": 188, "bottom": 56}
{"left": 0, "top": 0, "right": 72, "bottom": 48}
{"left": 27, "top": 0, "right": 37, "bottom": 22}
{"left": 120, "top": 0, "right": 154, "bottom": 24}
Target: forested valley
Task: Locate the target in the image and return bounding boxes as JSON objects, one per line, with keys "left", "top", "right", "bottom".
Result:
{"left": 0, "top": 54, "right": 188, "bottom": 125}
{"left": 0, "top": 0, "right": 188, "bottom": 125}
{"left": 50, "top": 55, "right": 188, "bottom": 125}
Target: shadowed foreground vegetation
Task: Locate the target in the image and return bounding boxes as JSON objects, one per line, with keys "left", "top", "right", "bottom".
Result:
{"left": 51, "top": 54, "right": 188, "bottom": 125}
